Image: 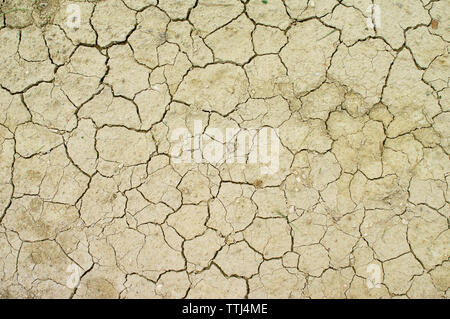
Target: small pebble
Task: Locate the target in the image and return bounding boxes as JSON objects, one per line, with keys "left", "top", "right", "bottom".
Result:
{"left": 431, "top": 19, "right": 439, "bottom": 29}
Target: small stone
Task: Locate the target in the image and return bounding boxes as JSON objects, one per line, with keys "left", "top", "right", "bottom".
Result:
{"left": 431, "top": 19, "right": 439, "bottom": 29}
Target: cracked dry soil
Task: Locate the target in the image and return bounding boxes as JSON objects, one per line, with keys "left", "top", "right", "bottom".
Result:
{"left": 0, "top": 0, "right": 449, "bottom": 299}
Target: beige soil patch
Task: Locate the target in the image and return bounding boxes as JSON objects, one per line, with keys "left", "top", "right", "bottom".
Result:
{"left": 0, "top": 0, "right": 448, "bottom": 299}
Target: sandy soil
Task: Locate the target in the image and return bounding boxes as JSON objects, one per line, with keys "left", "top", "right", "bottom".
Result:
{"left": 0, "top": 0, "right": 448, "bottom": 298}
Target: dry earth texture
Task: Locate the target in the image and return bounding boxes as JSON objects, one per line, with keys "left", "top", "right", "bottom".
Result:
{"left": 0, "top": 0, "right": 449, "bottom": 299}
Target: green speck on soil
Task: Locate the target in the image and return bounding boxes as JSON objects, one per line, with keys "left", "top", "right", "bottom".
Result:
{"left": 274, "top": 209, "right": 301, "bottom": 232}
{"left": 319, "top": 29, "right": 338, "bottom": 41}
{"left": 275, "top": 209, "right": 289, "bottom": 221}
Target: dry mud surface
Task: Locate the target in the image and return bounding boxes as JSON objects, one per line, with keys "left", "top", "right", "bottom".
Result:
{"left": 0, "top": 0, "right": 449, "bottom": 299}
